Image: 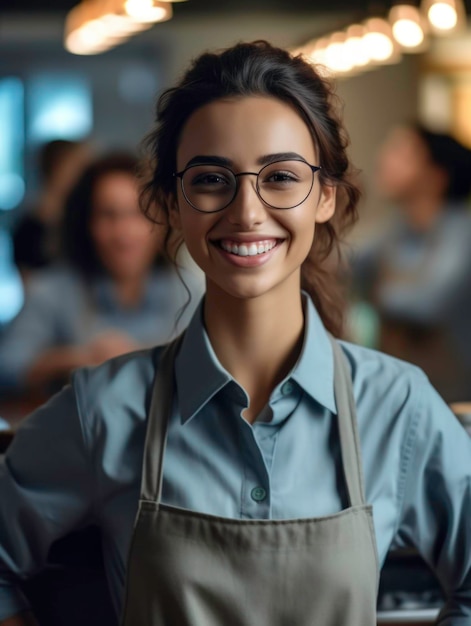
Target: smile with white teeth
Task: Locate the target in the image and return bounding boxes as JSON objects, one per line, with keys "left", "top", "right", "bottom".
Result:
{"left": 219, "top": 240, "right": 278, "bottom": 257}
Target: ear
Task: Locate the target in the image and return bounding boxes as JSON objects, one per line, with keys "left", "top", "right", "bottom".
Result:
{"left": 315, "top": 183, "right": 336, "bottom": 224}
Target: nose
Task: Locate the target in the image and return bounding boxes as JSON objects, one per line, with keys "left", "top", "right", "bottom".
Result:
{"left": 225, "top": 175, "right": 267, "bottom": 228}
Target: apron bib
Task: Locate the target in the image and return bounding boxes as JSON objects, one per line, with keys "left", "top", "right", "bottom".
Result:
{"left": 121, "top": 336, "right": 379, "bottom": 626}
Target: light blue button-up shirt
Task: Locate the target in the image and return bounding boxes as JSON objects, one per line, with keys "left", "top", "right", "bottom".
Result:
{"left": 0, "top": 296, "right": 470, "bottom": 622}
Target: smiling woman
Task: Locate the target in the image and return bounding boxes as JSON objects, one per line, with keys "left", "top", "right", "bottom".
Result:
{"left": 0, "top": 40, "right": 469, "bottom": 626}
{"left": 143, "top": 45, "right": 360, "bottom": 336}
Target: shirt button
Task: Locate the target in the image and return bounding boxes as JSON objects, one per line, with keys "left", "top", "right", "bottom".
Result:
{"left": 251, "top": 486, "right": 267, "bottom": 502}
{"left": 281, "top": 381, "right": 294, "bottom": 396}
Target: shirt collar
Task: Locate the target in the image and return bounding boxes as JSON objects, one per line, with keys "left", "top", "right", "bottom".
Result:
{"left": 175, "top": 301, "right": 232, "bottom": 423}
{"left": 175, "top": 293, "right": 336, "bottom": 423}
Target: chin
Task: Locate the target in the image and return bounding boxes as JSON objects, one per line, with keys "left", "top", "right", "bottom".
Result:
{"left": 210, "top": 275, "right": 285, "bottom": 302}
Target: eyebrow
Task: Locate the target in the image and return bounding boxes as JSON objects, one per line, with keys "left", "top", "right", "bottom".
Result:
{"left": 257, "top": 152, "right": 307, "bottom": 165}
{"left": 184, "top": 152, "right": 307, "bottom": 169}
{"left": 185, "top": 155, "right": 232, "bottom": 168}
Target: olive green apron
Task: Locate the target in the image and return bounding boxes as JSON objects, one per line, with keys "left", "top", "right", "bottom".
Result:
{"left": 121, "top": 336, "right": 379, "bottom": 625}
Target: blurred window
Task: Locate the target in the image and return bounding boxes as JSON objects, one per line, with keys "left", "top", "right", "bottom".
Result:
{"left": 0, "top": 229, "right": 23, "bottom": 326}
{"left": 28, "top": 73, "right": 92, "bottom": 143}
{"left": 0, "top": 72, "right": 92, "bottom": 325}
{"left": 0, "top": 77, "right": 25, "bottom": 211}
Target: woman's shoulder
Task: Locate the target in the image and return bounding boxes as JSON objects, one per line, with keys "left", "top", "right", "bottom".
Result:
{"left": 73, "top": 345, "right": 163, "bottom": 403}
{"left": 337, "top": 338, "right": 461, "bottom": 443}
{"left": 339, "top": 339, "right": 427, "bottom": 384}
{"left": 71, "top": 345, "right": 165, "bottom": 440}
{"left": 338, "top": 339, "right": 432, "bottom": 415}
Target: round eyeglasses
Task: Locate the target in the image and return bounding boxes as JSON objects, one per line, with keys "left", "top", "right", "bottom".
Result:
{"left": 173, "top": 159, "right": 322, "bottom": 213}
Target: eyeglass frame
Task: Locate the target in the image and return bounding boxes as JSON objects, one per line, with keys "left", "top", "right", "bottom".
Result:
{"left": 173, "top": 159, "right": 322, "bottom": 213}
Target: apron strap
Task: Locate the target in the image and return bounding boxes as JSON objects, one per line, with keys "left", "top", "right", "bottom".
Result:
{"left": 140, "top": 335, "right": 182, "bottom": 503}
{"left": 329, "top": 335, "right": 367, "bottom": 507}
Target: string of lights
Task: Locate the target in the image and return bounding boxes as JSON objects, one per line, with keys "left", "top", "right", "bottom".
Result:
{"left": 64, "top": 0, "right": 186, "bottom": 55}
{"left": 292, "top": 0, "right": 466, "bottom": 76}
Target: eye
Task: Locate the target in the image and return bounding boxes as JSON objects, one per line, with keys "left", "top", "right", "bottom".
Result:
{"left": 261, "top": 169, "right": 300, "bottom": 188}
{"left": 192, "top": 173, "right": 230, "bottom": 186}
{"left": 186, "top": 168, "right": 234, "bottom": 193}
{"left": 265, "top": 171, "right": 299, "bottom": 183}
{"left": 259, "top": 160, "right": 312, "bottom": 190}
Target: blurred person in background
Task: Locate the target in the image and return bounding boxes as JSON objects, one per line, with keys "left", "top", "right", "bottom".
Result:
{"left": 12, "top": 139, "right": 92, "bottom": 284}
{"left": 0, "top": 152, "right": 203, "bottom": 395}
{"left": 350, "top": 123, "right": 471, "bottom": 402}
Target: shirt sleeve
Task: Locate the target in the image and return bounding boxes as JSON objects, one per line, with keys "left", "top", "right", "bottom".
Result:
{"left": 393, "top": 375, "right": 471, "bottom": 623}
{"left": 0, "top": 384, "right": 94, "bottom": 621}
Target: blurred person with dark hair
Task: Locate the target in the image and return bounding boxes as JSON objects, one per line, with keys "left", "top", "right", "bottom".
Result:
{"left": 12, "top": 139, "right": 92, "bottom": 281}
{"left": 351, "top": 123, "right": 471, "bottom": 401}
{"left": 0, "top": 152, "right": 203, "bottom": 394}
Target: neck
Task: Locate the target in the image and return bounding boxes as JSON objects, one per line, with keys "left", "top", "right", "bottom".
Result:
{"left": 204, "top": 281, "right": 305, "bottom": 422}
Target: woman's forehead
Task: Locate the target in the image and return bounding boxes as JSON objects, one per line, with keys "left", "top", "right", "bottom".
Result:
{"left": 176, "top": 96, "right": 317, "bottom": 168}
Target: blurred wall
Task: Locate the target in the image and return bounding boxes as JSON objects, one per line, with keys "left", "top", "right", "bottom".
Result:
{"left": 339, "top": 57, "right": 420, "bottom": 242}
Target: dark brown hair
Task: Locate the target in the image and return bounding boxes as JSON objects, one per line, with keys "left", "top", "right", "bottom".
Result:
{"left": 39, "top": 139, "right": 86, "bottom": 183}
{"left": 410, "top": 122, "right": 471, "bottom": 202}
{"left": 141, "top": 40, "right": 360, "bottom": 335}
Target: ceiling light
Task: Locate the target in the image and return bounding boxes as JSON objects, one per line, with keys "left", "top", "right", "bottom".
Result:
{"left": 65, "top": 0, "right": 175, "bottom": 55}
{"left": 344, "top": 24, "right": 370, "bottom": 68}
{"left": 362, "top": 18, "right": 398, "bottom": 63}
{"left": 124, "top": 0, "right": 172, "bottom": 23}
{"left": 303, "top": 38, "right": 333, "bottom": 77}
{"left": 307, "top": 38, "right": 328, "bottom": 66}
{"left": 422, "top": 0, "right": 465, "bottom": 32}
{"left": 324, "top": 32, "right": 355, "bottom": 74}
{"left": 389, "top": 4, "right": 428, "bottom": 50}
{"left": 65, "top": 3, "right": 112, "bottom": 54}
{"left": 99, "top": 13, "right": 151, "bottom": 37}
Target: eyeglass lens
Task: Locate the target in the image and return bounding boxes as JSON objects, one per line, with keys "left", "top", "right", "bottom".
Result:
{"left": 180, "top": 160, "right": 316, "bottom": 212}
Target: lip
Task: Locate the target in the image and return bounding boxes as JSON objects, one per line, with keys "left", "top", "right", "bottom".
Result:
{"left": 210, "top": 233, "right": 282, "bottom": 244}
{"left": 211, "top": 236, "right": 283, "bottom": 268}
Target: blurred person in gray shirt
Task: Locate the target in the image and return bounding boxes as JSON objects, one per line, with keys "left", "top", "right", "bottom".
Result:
{"left": 0, "top": 153, "right": 203, "bottom": 396}
{"left": 350, "top": 123, "right": 471, "bottom": 402}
